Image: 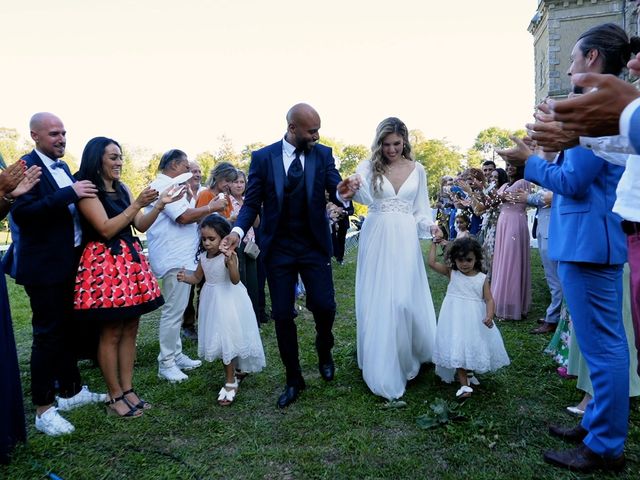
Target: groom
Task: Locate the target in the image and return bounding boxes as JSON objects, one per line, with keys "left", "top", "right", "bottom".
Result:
{"left": 221, "top": 103, "right": 359, "bottom": 408}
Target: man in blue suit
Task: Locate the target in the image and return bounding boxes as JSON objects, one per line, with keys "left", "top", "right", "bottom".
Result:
{"left": 499, "top": 139, "right": 627, "bottom": 473}
{"left": 221, "top": 103, "right": 359, "bottom": 408}
{"left": 12, "top": 113, "right": 105, "bottom": 436}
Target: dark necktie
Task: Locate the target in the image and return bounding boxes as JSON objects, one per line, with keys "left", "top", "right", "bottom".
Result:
{"left": 287, "top": 149, "right": 303, "bottom": 186}
{"left": 51, "top": 160, "right": 66, "bottom": 170}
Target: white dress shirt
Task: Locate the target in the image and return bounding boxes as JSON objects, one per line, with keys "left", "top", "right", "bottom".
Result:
{"left": 35, "top": 149, "right": 82, "bottom": 246}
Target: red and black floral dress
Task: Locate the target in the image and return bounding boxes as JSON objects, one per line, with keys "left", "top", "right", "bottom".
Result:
{"left": 73, "top": 185, "right": 164, "bottom": 321}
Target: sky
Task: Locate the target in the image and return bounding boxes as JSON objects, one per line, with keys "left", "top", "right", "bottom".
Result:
{"left": 0, "top": 0, "right": 538, "bottom": 160}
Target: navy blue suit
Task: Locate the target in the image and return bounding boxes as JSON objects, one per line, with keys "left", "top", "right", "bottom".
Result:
{"left": 236, "top": 140, "right": 341, "bottom": 386}
{"left": 11, "top": 150, "right": 83, "bottom": 405}
{"left": 525, "top": 146, "right": 627, "bottom": 457}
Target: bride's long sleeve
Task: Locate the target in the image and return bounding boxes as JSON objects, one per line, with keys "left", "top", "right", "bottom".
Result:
{"left": 352, "top": 161, "right": 374, "bottom": 206}
{"left": 413, "top": 163, "right": 434, "bottom": 239}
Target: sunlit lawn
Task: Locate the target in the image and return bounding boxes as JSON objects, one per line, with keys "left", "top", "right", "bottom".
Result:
{"left": 3, "top": 243, "right": 639, "bottom": 479}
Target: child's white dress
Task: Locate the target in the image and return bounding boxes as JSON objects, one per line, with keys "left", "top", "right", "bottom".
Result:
{"left": 433, "top": 270, "right": 510, "bottom": 382}
{"left": 198, "top": 253, "right": 265, "bottom": 372}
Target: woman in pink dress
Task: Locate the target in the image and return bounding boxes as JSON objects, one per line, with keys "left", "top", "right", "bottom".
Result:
{"left": 490, "top": 162, "right": 532, "bottom": 320}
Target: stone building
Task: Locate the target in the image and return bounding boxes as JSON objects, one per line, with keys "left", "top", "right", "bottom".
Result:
{"left": 528, "top": 0, "right": 640, "bottom": 103}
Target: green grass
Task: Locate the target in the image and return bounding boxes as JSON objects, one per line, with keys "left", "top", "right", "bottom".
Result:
{"left": 3, "top": 243, "right": 639, "bottom": 479}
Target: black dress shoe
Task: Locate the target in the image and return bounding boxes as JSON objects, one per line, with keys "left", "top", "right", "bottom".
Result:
{"left": 277, "top": 383, "right": 305, "bottom": 409}
{"left": 548, "top": 424, "right": 588, "bottom": 443}
{"left": 319, "top": 361, "right": 335, "bottom": 381}
{"left": 543, "top": 444, "right": 625, "bottom": 473}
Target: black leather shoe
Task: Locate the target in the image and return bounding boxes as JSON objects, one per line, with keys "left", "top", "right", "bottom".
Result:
{"left": 543, "top": 444, "right": 625, "bottom": 473}
{"left": 319, "top": 360, "right": 335, "bottom": 381}
{"left": 277, "top": 383, "right": 305, "bottom": 409}
{"left": 548, "top": 424, "right": 588, "bottom": 443}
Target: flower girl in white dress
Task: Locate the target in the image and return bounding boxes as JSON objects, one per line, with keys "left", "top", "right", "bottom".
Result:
{"left": 428, "top": 236, "right": 510, "bottom": 399}
{"left": 178, "top": 215, "right": 265, "bottom": 406}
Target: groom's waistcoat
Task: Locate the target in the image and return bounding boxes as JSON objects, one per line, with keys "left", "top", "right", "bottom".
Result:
{"left": 275, "top": 164, "right": 315, "bottom": 250}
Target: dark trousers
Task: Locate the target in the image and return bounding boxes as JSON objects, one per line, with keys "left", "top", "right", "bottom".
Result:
{"left": 265, "top": 244, "right": 336, "bottom": 387}
{"left": 238, "top": 241, "right": 260, "bottom": 321}
{"left": 24, "top": 281, "right": 82, "bottom": 406}
{"left": 331, "top": 216, "right": 349, "bottom": 262}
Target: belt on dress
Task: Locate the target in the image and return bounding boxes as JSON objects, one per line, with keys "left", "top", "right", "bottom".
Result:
{"left": 622, "top": 220, "right": 640, "bottom": 235}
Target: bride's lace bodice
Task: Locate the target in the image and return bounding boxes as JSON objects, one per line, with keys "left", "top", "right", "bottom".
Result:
{"left": 353, "top": 161, "right": 434, "bottom": 237}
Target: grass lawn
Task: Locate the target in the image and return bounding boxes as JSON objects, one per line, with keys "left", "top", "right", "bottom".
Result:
{"left": 3, "top": 243, "right": 639, "bottom": 479}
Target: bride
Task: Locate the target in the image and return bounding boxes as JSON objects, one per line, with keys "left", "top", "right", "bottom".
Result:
{"left": 353, "top": 117, "right": 438, "bottom": 401}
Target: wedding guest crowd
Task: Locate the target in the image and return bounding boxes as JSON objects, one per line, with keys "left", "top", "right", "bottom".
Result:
{"left": 3, "top": 23, "right": 640, "bottom": 473}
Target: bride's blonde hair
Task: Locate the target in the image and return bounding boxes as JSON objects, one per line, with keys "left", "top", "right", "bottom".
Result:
{"left": 370, "top": 117, "right": 414, "bottom": 193}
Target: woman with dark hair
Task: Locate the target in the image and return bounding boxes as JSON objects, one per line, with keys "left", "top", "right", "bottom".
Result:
{"left": 196, "top": 162, "right": 237, "bottom": 218}
{"left": 0, "top": 159, "right": 40, "bottom": 463}
{"left": 490, "top": 162, "right": 532, "bottom": 320}
{"left": 351, "top": 117, "right": 438, "bottom": 401}
{"left": 229, "top": 169, "right": 260, "bottom": 319}
{"left": 74, "top": 137, "right": 181, "bottom": 417}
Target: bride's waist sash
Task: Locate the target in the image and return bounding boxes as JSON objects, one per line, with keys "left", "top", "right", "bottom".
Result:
{"left": 368, "top": 198, "right": 412, "bottom": 215}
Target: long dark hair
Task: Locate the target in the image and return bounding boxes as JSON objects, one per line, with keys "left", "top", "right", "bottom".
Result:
{"left": 492, "top": 168, "right": 508, "bottom": 188}
{"left": 77, "top": 136, "right": 122, "bottom": 193}
{"left": 446, "top": 237, "right": 484, "bottom": 272}
{"left": 195, "top": 214, "right": 231, "bottom": 260}
{"left": 578, "top": 23, "right": 640, "bottom": 76}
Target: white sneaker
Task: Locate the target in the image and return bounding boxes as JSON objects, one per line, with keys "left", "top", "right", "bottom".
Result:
{"left": 175, "top": 354, "right": 202, "bottom": 371}
{"left": 158, "top": 365, "right": 188, "bottom": 383}
{"left": 35, "top": 407, "right": 75, "bottom": 436}
{"left": 57, "top": 385, "right": 108, "bottom": 411}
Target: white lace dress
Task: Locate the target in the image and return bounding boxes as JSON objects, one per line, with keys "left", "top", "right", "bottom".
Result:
{"left": 197, "top": 253, "right": 266, "bottom": 372}
{"left": 353, "top": 161, "right": 437, "bottom": 400}
{"left": 434, "top": 270, "right": 510, "bottom": 383}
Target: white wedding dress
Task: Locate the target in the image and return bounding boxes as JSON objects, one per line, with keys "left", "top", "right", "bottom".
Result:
{"left": 353, "top": 161, "right": 437, "bottom": 400}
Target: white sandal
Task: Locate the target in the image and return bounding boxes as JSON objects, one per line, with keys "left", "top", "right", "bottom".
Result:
{"left": 455, "top": 385, "right": 473, "bottom": 400}
{"left": 217, "top": 379, "right": 239, "bottom": 406}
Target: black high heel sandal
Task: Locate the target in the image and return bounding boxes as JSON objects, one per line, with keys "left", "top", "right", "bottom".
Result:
{"left": 123, "top": 388, "right": 152, "bottom": 410}
{"left": 105, "top": 394, "right": 143, "bottom": 418}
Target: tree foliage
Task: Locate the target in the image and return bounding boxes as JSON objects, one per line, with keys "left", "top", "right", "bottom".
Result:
{"left": 472, "top": 126, "right": 526, "bottom": 162}
{"left": 338, "top": 144, "right": 369, "bottom": 177}
{"left": 411, "top": 130, "right": 463, "bottom": 200}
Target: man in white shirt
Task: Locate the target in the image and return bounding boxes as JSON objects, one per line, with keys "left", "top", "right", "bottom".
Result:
{"left": 146, "top": 150, "right": 226, "bottom": 382}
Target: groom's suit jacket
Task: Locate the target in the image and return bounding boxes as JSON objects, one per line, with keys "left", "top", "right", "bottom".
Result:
{"left": 11, "top": 150, "right": 80, "bottom": 286}
{"left": 235, "top": 140, "right": 342, "bottom": 258}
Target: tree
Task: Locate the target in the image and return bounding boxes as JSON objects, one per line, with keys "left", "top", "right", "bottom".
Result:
{"left": 0, "top": 128, "right": 30, "bottom": 165}
{"left": 214, "top": 135, "right": 241, "bottom": 167}
{"left": 191, "top": 151, "right": 213, "bottom": 184}
{"left": 411, "top": 130, "right": 463, "bottom": 200}
{"left": 464, "top": 149, "right": 484, "bottom": 169}
{"left": 239, "top": 142, "right": 266, "bottom": 171}
{"left": 472, "top": 127, "right": 526, "bottom": 163}
{"left": 338, "top": 144, "right": 368, "bottom": 177}
{"left": 119, "top": 146, "right": 150, "bottom": 196}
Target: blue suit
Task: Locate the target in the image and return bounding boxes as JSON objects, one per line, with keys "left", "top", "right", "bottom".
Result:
{"left": 235, "top": 140, "right": 341, "bottom": 386}
{"left": 525, "top": 146, "right": 627, "bottom": 457}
